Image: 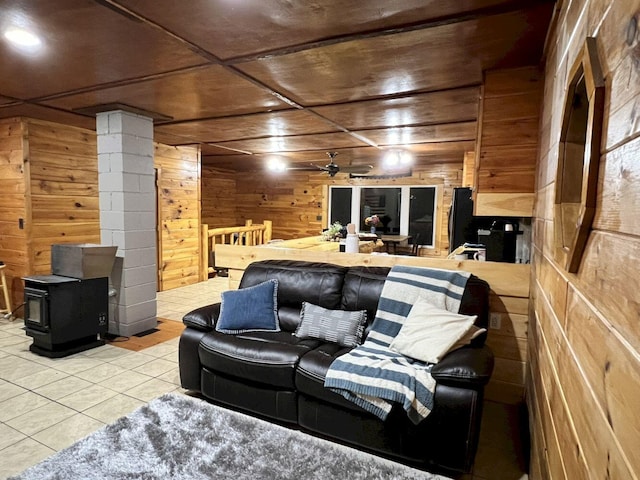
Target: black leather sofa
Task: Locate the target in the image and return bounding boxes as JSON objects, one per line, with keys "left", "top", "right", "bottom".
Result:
{"left": 179, "top": 260, "right": 494, "bottom": 475}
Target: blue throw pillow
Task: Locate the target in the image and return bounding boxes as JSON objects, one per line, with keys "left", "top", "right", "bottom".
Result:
{"left": 216, "top": 279, "right": 280, "bottom": 334}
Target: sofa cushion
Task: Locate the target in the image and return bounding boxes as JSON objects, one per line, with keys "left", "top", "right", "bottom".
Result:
{"left": 294, "top": 302, "right": 367, "bottom": 348}
{"left": 240, "top": 260, "right": 348, "bottom": 331}
{"left": 216, "top": 279, "right": 279, "bottom": 334}
{"left": 389, "top": 299, "right": 478, "bottom": 364}
{"left": 295, "top": 343, "right": 368, "bottom": 413}
{"left": 340, "top": 267, "right": 389, "bottom": 333}
{"left": 199, "top": 330, "right": 320, "bottom": 389}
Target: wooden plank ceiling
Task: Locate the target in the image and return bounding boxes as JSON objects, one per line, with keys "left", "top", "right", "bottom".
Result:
{"left": 0, "top": 0, "right": 555, "bottom": 173}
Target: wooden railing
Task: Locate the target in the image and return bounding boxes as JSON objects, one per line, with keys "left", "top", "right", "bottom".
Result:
{"left": 200, "top": 220, "right": 272, "bottom": 280}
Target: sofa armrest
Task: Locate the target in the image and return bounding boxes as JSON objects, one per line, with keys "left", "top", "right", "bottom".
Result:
{"left": 431, "top": 345, "right": 494, "bottom": 388}
{"left": 182, "top": 303, "right": 221, "bottom": 331}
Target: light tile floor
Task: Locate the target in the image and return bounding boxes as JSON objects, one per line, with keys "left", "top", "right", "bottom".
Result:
{"left": 0, "top": 276, "right": 528, "bottom": 480}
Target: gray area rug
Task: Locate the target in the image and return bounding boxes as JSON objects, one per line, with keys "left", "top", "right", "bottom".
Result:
{"left": 11, "top": 393, "right": 451, "bottom": 480}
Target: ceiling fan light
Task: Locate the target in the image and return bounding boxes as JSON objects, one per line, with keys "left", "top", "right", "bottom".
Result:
{"left": 399, "top": 150, "right": 413, "bottom": 165}
{"left": 266, "top": 158, "right": 287, "bottom": 173}
{"left": 383, "top": 150, "right": 400, "bottom": 168}
{"left": 383, "top": 149, "right": 413, "bottom": 171}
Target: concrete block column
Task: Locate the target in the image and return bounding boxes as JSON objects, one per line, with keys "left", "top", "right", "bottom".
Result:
{"left": 96, "top": 110, "right": 157, "bottom": 336}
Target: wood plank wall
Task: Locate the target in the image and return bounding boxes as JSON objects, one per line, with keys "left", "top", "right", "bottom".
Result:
{"left": 233, "top": 171, "right": 325, "bottom": 240}
{"left": 26, "top": 119, "right": 101, "bottom": 274}
{"left": 201, "top": 164, "right": 236, "bottom": 228}
{"left": 0, "top": 117, "right": 202, "bottom": 304}
{"left": 529, "top": 0, "right": 640, "bottom": 478}
{"left": 0, "top": 118, "right": 28, "bottom": 308}
{"left": 0, "top": 118, "right": 102, "bottom": 308}
{"left": 215, "top": 244, "right": 530, "bottom": 404}
{"left": 226, "top": 162, "right": 464, "bottom": 256}
{"left": 475, "top": 66, "right": 543, "bottom": 216}
{"left": 155, "top": 144, "right": 201, "bottom": 291}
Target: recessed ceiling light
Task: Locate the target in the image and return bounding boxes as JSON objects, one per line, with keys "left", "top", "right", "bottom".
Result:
{"left": 4, "top": 27, "right": 41, "bottom": 48}
{"left": 266, "top": 157, "right": 287, "bottom": 173}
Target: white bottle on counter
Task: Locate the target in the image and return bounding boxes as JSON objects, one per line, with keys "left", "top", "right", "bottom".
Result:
{"left": 345, "top": 234, "right": 359, "bottom": 253}
{"left": 345, "top": 222, "right": 359, "bottom": 253}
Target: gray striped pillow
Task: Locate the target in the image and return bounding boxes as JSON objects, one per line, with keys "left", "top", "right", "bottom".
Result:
{"left": 294, "top": 302, "right": 367, "bottom": 348}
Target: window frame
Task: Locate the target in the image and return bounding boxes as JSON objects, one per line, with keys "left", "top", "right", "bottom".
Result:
{"left": 328, "top": 185, "right": 438, "bottom": 248}
{"left": 554, "top": 37, "right": 604, "bottom": 273}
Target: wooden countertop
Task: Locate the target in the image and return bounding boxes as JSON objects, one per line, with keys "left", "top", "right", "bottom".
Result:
{"left": 265, "top": 236, "right": 377, "bottom": 253}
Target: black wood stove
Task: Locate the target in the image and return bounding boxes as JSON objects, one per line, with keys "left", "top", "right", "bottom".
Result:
{"left": 23, "top": 244, "right": 117, "bottom": 358}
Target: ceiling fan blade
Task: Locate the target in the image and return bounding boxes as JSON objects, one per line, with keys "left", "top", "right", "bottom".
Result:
{"left": 281, "top": 155, "right": 371, "bottom": 176}
{"left": 340, "top": 164, "right": 374, "bottom": 174}
{"left": 285, "top": 163, "right": 327, "bottom": 172}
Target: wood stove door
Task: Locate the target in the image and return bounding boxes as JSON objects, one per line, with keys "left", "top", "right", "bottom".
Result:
{"left": 24, "top": 287, "right": 49, "bottom": 330}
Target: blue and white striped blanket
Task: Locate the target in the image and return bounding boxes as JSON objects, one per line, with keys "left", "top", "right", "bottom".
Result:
{"left": 324, "top": 265, "right": 471, "bottom": 424}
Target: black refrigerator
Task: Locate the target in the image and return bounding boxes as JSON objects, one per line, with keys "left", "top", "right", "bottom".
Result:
{"left": 448, "top": 187, "right": 476, "bottom": 253}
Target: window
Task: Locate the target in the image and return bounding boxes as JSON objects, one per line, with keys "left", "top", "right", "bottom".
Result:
{"left": 329, "top": 187, "right": 352, "bottom": 226}
{"left": 408, "top": 187, "right": 435, "bottom": 248}
{"left": 554, "top": 37, "right": 604, "bottom": 272}
{"left": 329, "top": 185, "right": 437, "bottom": 247}
{"left": 360, "top": 187, "right": 401, "bottom": 233}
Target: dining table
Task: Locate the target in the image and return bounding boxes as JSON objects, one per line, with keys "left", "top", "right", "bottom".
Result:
{"left": 378, "top": 235, "right": 412, "bottom": 254}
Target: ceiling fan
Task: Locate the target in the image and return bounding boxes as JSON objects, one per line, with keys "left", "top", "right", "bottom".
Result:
{"left": 287, "top": 152, "right": 373, "bottom": 177}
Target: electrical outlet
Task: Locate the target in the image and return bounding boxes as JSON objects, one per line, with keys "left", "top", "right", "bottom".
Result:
{"left": 489, "top": 313, "right": 502, "bottom": 330}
